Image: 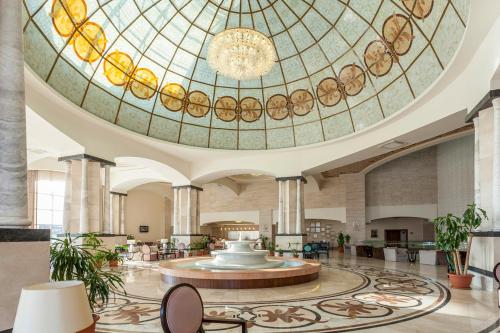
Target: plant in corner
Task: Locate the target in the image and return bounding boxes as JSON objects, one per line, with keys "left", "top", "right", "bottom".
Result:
{"left": 50, "top": 233, "right": 126, "bottom": 323}
{"left": 337, "top": 232, "right": 345, "bottom": 253}
{"left": 433, "top": 203, "right": 487, "bottom": 289}
{"left": 278, "top": 247, "right": 284, "bottom": 257}
{"left": 345, "top": 234, "right": 351, "bottom": 244}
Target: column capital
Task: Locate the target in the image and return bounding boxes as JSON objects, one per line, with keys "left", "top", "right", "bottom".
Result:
{"left": 172, "top": 184, "right": 203, "bottom": 192}
{"left": 275, "top": 176, "right": 307, "bottom": 184}
{"left": 465, "top": 89, "right": 500, "bottom": 122}
{"left": 110, "top": 191, "right": 128, "bottom": 196}
{"left": 58, "top": 154, "right": 116, "bottom": 167}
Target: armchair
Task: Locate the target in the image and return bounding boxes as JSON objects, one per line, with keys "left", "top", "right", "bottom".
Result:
{"left": 495, "top": 262, "right": 500, "bottom": 308}
{"left": 160, "top": 283, "right": 247, "bottom": 333}
{"left": 141, "top": 244, "right": 159, "bottom": 261}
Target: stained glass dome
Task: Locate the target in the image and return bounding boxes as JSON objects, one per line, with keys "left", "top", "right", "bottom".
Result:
{"left": 23, "top": 0, "right": 469, "bottom": 150}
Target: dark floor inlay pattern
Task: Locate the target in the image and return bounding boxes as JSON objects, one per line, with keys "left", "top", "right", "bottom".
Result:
{"left": 95, "top": 264, "right": 450, "bottom": 332}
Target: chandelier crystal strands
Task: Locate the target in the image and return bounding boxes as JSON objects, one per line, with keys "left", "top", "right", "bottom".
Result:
{"left": 207, "top": 28, "right": 277, "bottom": 81}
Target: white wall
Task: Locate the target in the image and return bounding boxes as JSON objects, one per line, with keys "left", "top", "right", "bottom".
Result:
{"left": 366, "top": 217, "right": 435, "bottom": 241}
{"left": 437, "top": 135, "right": 474, "bottom": 216}
{"left": 124, "top": 183, "right": 170, "bottom": 241}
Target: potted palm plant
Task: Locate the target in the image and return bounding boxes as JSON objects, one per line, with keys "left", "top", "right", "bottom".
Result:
{"left": 433, "top": 203, "right": 487, "bottom": 289}
{"left": 106, "top": 251, "right": 122, "bottom": 267}
{"left": 50, "top": 233, "right": 126, "bottom": 328}
{"left": 337, "top": 232, "right": 345, "bottom": 253}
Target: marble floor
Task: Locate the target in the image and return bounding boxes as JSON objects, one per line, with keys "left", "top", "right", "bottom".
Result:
{"left": 95, "top": 254, "right": 499, "bottom": 333}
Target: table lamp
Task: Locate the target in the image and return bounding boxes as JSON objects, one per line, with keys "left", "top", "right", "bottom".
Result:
{"left": 13, "top": 280, "right": 95, "bottom": 333}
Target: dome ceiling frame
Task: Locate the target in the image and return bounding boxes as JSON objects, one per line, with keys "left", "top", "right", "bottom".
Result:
{"left": 23, "top": 0, "right": 468, "bottom": 150}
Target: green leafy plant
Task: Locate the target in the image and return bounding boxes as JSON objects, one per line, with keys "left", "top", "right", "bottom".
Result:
{"left": 344, "top": 234, "right": 351, "bottom": 244}
{"left": 267, "top": 241, "right": 276, "bottom": 252}
{"left": 105, "top": 251, "right": 121, "bottom": 262}
{"left": 288, "top": 242, "right": 300, "bottom": 257}
{"left": 433, "top": 203, "right": 487, "bottom": 276}
{"left": 278, "top": 248, "right": 284, "bottom": 256}
{"left": 50, "top": 234, "right": 126, "bottom": 311}
{"left": 337, "top": 232, "right": 345, "bottom": 248}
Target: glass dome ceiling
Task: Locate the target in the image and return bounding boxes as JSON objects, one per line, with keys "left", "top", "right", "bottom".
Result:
{"left": 23, "top": 0, "right": 468, "bottom": 150}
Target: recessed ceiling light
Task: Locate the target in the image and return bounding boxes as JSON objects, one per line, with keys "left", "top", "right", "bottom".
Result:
{"left": 379, "top": 140, "right": 407, "bottom": 150}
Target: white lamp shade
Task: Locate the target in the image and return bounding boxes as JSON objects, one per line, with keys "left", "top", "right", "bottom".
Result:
{"left": 13, "top": 280, "right": 93, "bottom": 333}
{"left": 127, "top": 239, "right": 136, "bottom": 245}
{"left": 160, "top": 239, "right": 168, "bottom": 243}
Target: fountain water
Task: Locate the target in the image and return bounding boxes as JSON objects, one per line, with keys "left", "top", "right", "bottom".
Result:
{"left": 196, "top": 232, "right": 283, "bottom": 269}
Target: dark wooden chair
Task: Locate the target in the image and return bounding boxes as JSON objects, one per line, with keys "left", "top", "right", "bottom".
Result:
{"left": 494, "top": 262, "right": 500, "bottom": 308}
{"left": 160, "top": 283, "right": 247, "bottom": 333}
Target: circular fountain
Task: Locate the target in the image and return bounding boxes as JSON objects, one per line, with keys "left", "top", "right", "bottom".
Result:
{"left": 196, "top": 236, "right": 283, "bottom": 269}
{"left": 159, "top": 234, "right": 321, "bottom": 289}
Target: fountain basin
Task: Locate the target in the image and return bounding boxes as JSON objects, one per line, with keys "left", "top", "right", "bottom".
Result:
{"left": 159, "top": 257, "right": 321, "bottom": 289}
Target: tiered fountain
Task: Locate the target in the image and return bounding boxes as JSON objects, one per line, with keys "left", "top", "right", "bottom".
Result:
{"left": 159, "top": 233, "right": 321, "bottom": 289}
{"left": 196, "top": 233, "right": 283, "bottom": 269}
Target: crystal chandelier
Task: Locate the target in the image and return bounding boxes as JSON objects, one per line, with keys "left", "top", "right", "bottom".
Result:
{"left": 208, "top": 28, "right": 277, "bottom": 81}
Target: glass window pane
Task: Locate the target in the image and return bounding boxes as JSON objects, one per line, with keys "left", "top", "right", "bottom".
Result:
{"left": 53, "top": 211, "right": 63, "bottom": 226}
{"left": 37, "top": 194, "right": 53, "bottom": 210}
{"left": 37, "top": 210, "right": 53, "bottom": 226}
{"left": 53, "top": 195, "right": 64, "bottom": 211}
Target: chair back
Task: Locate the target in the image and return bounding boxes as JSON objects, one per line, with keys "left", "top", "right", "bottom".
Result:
{"left": 142, "top": 244, "right": 151, "bottom": 254}
{"left": 209, "top": 243, "right": 215, "bottom": 250}
{"left": 311, "top": 243, "right": 319, "bottom": 251}
{"left": 178, "top": 243, "right": 186, "bottom": 251}
{"left": 160, "top": 284, "right": 203, "bottom": 333}
{"left": 494, "top": 262, "right": 500, "bottom": 283}
{"left": 303, "top": 244, "right": 312, "bottom": 252}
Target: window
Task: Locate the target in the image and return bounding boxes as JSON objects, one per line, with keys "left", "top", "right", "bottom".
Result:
{"left": 36, "top": 171, "right": 65, "bottom": 235}
{"left": 310, "top": 221, "right": 321, "bottom": 233}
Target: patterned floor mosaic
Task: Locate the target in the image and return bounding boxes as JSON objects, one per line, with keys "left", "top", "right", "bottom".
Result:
{"left": 93, "top": 260, "right": 468, "bottom": 333}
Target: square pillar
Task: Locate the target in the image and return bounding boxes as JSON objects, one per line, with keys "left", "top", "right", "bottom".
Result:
{"left": 171, "top": 185, "right": 203, "bottom": 247}
{"left": 275, "top": 176, "right": 306, "bottom": 255}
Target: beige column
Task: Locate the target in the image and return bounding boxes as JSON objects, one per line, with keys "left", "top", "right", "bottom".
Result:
{"left": 102, "top": 165, "right": 111, "bottom": 233}
{"left": 341, "top": 173, "right": 366, "bottom": 242}
{"left": 0, "top": 0, "right": 29, "bottom": 228}
{"left": 186, "top": 187, "right": 192, "bottom": 234}
{"left": 111, "top": 193, "right": 120, "bottom": 234}
{"left": 119, "top": 195, "right": 126, "bottom": 234}
{"left": 492, "top": 98, "right": 500, "bottom": 230}
{"left": 473, "top": 117, "right": 481, "bottom": 208}
{"left": 277, "top": 180, "right": 284, "bottom": 234}
{"left": 284, "top": 180, "right": 290, "bottom": 234}
{"left": 195, "top": 189, "right": 201, "bottom": 234}
{"left": 295, "top": 178, "right": 303, "bottom": 234}
{"left": 79, "top": 158, "right": 89, "bottom": 233}
{"left": 62, "top": 160, "right": 72, "bottom": 233}
{"left": 173, "top": 187, "right": 179, "bottom": 234}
